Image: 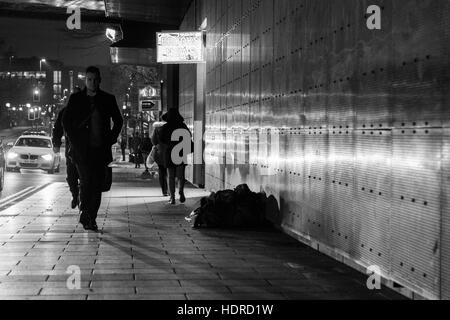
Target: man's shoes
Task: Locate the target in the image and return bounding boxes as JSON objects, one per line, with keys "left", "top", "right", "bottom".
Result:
{"left": 79, "top": 211, "right": 90, "bottom": 229}
{"left": 71, "top": 196, "right": 79, "bottom": 209}
{"left": 80, "top": 219, "right": 90, "bottom": 230}
{"left": 163, "top": 192, "right": 169, "bottom": 197}
{"left": 168, "top": 198, "right": 176, "bottom": 205}
{"left": 179, "top": 192, "right": 186, "bottom": 203}
{"left": 86, "top": 221, "right": 98, "bottom": 232}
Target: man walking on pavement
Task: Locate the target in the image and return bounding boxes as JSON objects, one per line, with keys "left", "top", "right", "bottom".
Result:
{"left": 62, "top": 66, "right": 123, "bottom": 231}
{"left": 52, "top": 86, "right": 81, "bottom": 209}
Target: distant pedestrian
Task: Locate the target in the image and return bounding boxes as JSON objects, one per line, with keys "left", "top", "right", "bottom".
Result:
{"left": 141, "top": 132, "right": 152, "bottom": 172}
{"left": 120, "top": 137, "right": 127, "bottom": 162}
{"left": 132, "top": 132, "right": 142, "bottom": 169}
{"left": 62, "top": 66, "right": 123, "bottom": 231}
{"left": 160, "top": 108, "right": 192, "bottom": 205}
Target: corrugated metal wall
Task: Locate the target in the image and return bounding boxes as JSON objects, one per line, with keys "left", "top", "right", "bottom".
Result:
{"left": 180, "top": 0, "right": 450, "bottom": 299}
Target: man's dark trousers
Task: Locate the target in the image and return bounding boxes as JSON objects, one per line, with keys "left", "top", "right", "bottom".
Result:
{"left": 76, "top": 147, "right": 105, "bottom": 224}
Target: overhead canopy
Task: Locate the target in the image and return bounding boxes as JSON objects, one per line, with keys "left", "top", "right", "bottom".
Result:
{"left": 104, "top": 0, "right": 193, "bottom": 27}
{"left": 0, "top": 0, "right": 194, "bottom": 65}
{"left": 0, "top": 0, "right": 193, "bottom": 28}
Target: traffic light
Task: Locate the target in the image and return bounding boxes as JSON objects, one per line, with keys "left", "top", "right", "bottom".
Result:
{"left": 33, "top": 89, "right": 40, "bottom": 102}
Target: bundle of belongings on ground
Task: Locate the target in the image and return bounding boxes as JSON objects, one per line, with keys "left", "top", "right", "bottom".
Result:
{"left": 186, "top": 184, "right": 271, "bottom": 228}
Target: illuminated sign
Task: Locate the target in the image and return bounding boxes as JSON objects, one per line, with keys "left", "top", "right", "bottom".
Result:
{"left": 139, "top": 86, "right": 161, "bottom": 111}
{"left": 156, "top": 31, "right": 204, "bottom": 64}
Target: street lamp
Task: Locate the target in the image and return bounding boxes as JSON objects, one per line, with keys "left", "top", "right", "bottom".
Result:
{"left": 39, "top": 58, "right": 46, "bottom": 72}
{"left": 33, "top": 89, "right": 40, "bottom": 102}
{"left": 9, "top": 55, "right": 14, "bottom": 68}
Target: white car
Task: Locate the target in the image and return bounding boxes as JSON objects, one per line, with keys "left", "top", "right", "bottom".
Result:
{"left": 6, "top": 135, "right": 61, "bottom": 174}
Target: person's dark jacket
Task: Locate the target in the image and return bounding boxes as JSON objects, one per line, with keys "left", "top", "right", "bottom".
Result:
{"left": 151, "top": 122, "right": 167, "bottom": 167}
{"left": 132, "top": 136, "right": 142, "bottom": 154}
{"left": 62, "top": 88, "right": 123, "bottom": 165}
{"left": 52, "top": 107, "right": 70, "bottom": 158}
{"left": 160, "top": 109, "right": 192, "bottom": 168}
{"left": 141, "top": 137, "right": 152, "bottom": 153}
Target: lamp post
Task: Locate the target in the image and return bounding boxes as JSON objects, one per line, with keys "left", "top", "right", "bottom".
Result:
{"left": 39, "top": 58, "right": 46, "bottom": 72}
{"left": 8, "top": 56, "right": 14, "bottom": 115}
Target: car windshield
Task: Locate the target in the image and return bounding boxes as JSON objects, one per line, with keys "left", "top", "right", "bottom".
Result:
{"left": 15, "top": 138, "right": 52, "bottom": 149}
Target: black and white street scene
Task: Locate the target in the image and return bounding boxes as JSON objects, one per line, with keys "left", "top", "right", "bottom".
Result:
{"left": 0, "top": 0, "right": 449, "bottom": 304}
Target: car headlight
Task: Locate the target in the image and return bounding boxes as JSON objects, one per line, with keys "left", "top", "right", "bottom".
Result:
{"left": 41, "top": 154, "right": 53, "bottom": 161}
{"left": 7, "top": 152, "right": 18, "bottom": 160}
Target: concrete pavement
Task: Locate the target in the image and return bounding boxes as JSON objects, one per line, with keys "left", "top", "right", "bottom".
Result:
{"left": 0, "top": 166, "right": 406, "bottom": 300}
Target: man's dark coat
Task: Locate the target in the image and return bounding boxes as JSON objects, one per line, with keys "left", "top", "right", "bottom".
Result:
{"left": 62, "top": 88, "right": 123, "bottom": 165}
